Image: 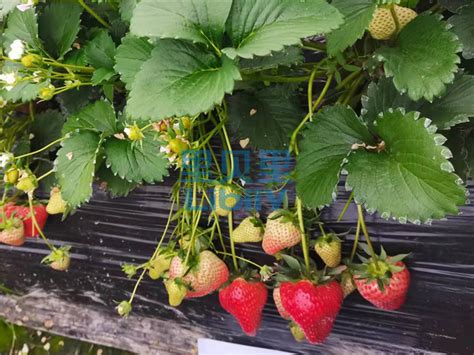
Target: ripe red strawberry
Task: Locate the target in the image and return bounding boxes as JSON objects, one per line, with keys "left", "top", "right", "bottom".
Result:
{"left": 354, "top": 260, "right": 410, "bottom": 310}
{"left": 3, "top": 202, "right": 48, "bottom": 237}
{"left": 232, "top": 216, "right": 264, "bottom": 243}
{"left": 0, "top": 217, "right": 25, "bottom": 246}
{"left": 168, "top": 250, "right": 229, "bottom": 298}
{"left": 314, "top": 233, "right": 341, "bottom": 267}
{"left": 280, "top": 280, "right": 343, "bottom": 344}
{"left": 273, "top": 287, "right": 290, "bottom": 320}
{"left": 219, "top": 278, "right": 268, "bottom": 336}
{"left": 262, "top": 211, "right": 302, "bottom": 255}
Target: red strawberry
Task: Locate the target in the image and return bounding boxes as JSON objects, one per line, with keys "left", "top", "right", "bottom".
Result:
{"left": 354, "top": 260, "right": 410, "bottom": 310}
{"left": 219, "top": 278, "right": 268, "bottom": 336}
{"left": 280, "top": 280, "right": 343, "bottom": 344}
{"left": 0, "top": 217, "right": 25, "bottom": 246}
{"left": 262, "top": 211, "right": 302, "bottom": 255}
{"left": 3, "top": 203, "right": 48, "bottom": 237}
{"left": 168, "top": 250, "right": 229, "bottom": 298}
{"left": 273, "top": 287, "right": 290, "bottom": 320}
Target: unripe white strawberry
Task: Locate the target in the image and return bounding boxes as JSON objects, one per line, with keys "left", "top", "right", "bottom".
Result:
{"left": 368, "top": 5, "right": 417, "bottom": 40}
{"left": 232, "top": 216, "right": 264, "bottom": 243}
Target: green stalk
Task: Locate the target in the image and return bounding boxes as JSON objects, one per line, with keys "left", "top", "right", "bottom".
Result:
{"left": 290, "top": 74, "right": 334, "bottom": 153}
{"left": 78, "top": 0, "right": 112, "bottom": 29}
{"left": 357, "top": 204, "right": 378, "bottom": 265}
{"left": 15, "top": 137, "right": 65, "bottom": 160}
{"left": 296, "top": 197, "right": 310, "bottom": 272}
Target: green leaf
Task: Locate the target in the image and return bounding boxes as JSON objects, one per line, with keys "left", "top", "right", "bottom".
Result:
{"left": 326, "top": 0, "right": 376, "bottom": 56}
{"left": 239, "top": 46, "right": 303, "bottom": 73}
{"left": 38, "top": 1, "right": 83, "bottom": 58}
{"left": 296, "top": 105, "right": 375, "bottom": 208}
{"left": 30, "top": 109, "right": 64, "bottom": 151}
{"left": 62, "top": 100, "right": 117, "bottom": 136}
{"left": 119, "top": 0, "right": 137, "bottom": 22}
{"left": 376, "top": 14, "right": 461, "bottom": 101}
{"left": 114, "top": 35, "right": 153, "bottom": 90}
{"left": 55, "top": 131, "right": 102, "bottom": 208}
{"left": 363, "top": 75, "right": 474, "bottom": 130}
{"left": 104, "top": 134, "right": 169, "bottom": 184}
{"left": 91, "top": 67, "right": 115, "bottom": 85}
{"left": 130, "top": 0, "right": 232, "bottom": 47}
{"left": 346, "top": 109, "right": 467, "bottom": 223}
{"left": 84, "top": 29, "right": 116, "bottom": 70}
{"left": 419, "top": 74, "right": 474, "bottom": 129}
{"left": 1, "top": 77, "right": 49, "bottom": 103}
{"left": 3, "top": 7, "right": 38, "bottom": 48}
{"left": 362, "top": 77, "right": 420, "bottom": 127}
{"left": 227, "top": 85, "right": 302, "bottom": 149}
{"left": 97, "top": 166, "right": 138, "bottom": 197}
{"left": 223, "top": 0, "right": 343, "bottom": 59}
{"left": 127, "top": 39, "right": 241, "bottom": 120}
{"left": 448, "top": 3, "right": 474, "bottom": 60}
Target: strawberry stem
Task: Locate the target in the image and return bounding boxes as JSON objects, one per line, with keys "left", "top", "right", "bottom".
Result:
{"left": 78, "top": 0, "right": 112, "bottom": 29}
{"left": 350, "top": 217, "right": 361, "bottom": 261}
{"left": 357, "top": 204, "right": 379, "bottom": 267}
{"left": 15, "top": 137, "right": 65, "bottom": 160}
{"left": 337, "top": 191, "right": 354, "bottom": 222}
{"left": 290, "top": 73, "right": 333, "bottom": 154}
{"left": 296, "top": 197, "right": 310, "bottom": 272}
{"left": 216, "top": 251, "right": 263, "bottom": 270}
{"left": 27, "top": 195, "right": 55, "bottom": 251}
{"left": 389, "top": 4, "right": 401, "bottom": 34}
{"left": 228, "top": 212, "right": 239, "bottom": 271}
{"left": 128, "top": 198, "right": 176, "bottom": 306}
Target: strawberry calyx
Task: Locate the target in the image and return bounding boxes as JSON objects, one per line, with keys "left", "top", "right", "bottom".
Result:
{"left": 351, "top": 245, "right": 409, "bottom": 290}
{"left": 267, "top": 208, "right": 299, "bottom": 227}
{"left": 313, "top": 232, "right": 341, "bottom": 248}
{"left": 274, "top": 254, "right": 336, "bottom": 286}
{"left": 0, "top": 215, "right": 22, "bottom": 230}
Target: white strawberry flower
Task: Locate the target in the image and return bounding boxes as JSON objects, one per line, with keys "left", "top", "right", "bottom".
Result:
{"left": 0, "top": 152, "right": 14, "bottom": 168}
{"left": 16, "top": 0, "right": 35, "bottom": 12}
{"left": 0, "top": 72, "right": 18, "bottom": 91}
{"left": 7, "top": 39, "right": 25, "bottom": 60}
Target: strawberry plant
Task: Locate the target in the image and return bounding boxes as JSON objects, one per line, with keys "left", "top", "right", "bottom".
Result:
{"left": 0, "top": 0, "right": 473, "bottom": 346}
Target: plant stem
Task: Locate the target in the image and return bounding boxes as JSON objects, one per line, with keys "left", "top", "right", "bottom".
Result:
{"left": 37, "top": 169, "right": 54, "bottom": 182}
{"left": 296, "top": 197, "right": 310, "bottom": 272}
{"left": 43, "top": 58, "right": 95, "bottom": 73}
{"left": 337, "top": 191, "right": 354, "bottom": 222}
{"left": 307, "top": 64, "right": 321, "bottom": 120}
{"left": 78, "top": 0, "right": 112, "bottom": 29}
{"left": 350, "top": 218, "right": 361, "bottom": 261}
{"left": 27, "top": 195, "right": 55, "bottom": 251}
{"left": 228, "top": 212, "right": 239, "bottom": 271}
{"left": 15, "top": 137, "right": 65, "bottom": 160}
{"left": 216, "top": 251, "right": 263, "bottom": 270}
{"left": 290, "top": 74, "right": 333, "bottom": 153}
{"left": 128, "top": 199, "right": 176, "bottom": 305}
{"left": 356, "top": 204, "right": 378, "bottom": 263}
{"left": 390, "top": 4, "right": 401, "bottom": 34}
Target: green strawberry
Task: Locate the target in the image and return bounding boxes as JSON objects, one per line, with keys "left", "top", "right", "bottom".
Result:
{"left": 232, "top": 216, "right": 264, "bottom": 243}
{"left": 314, "top": 233, "right": 341, "bottom": 268}
{"left": 214, "top": 185, "right": 240, "bottom": 217}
